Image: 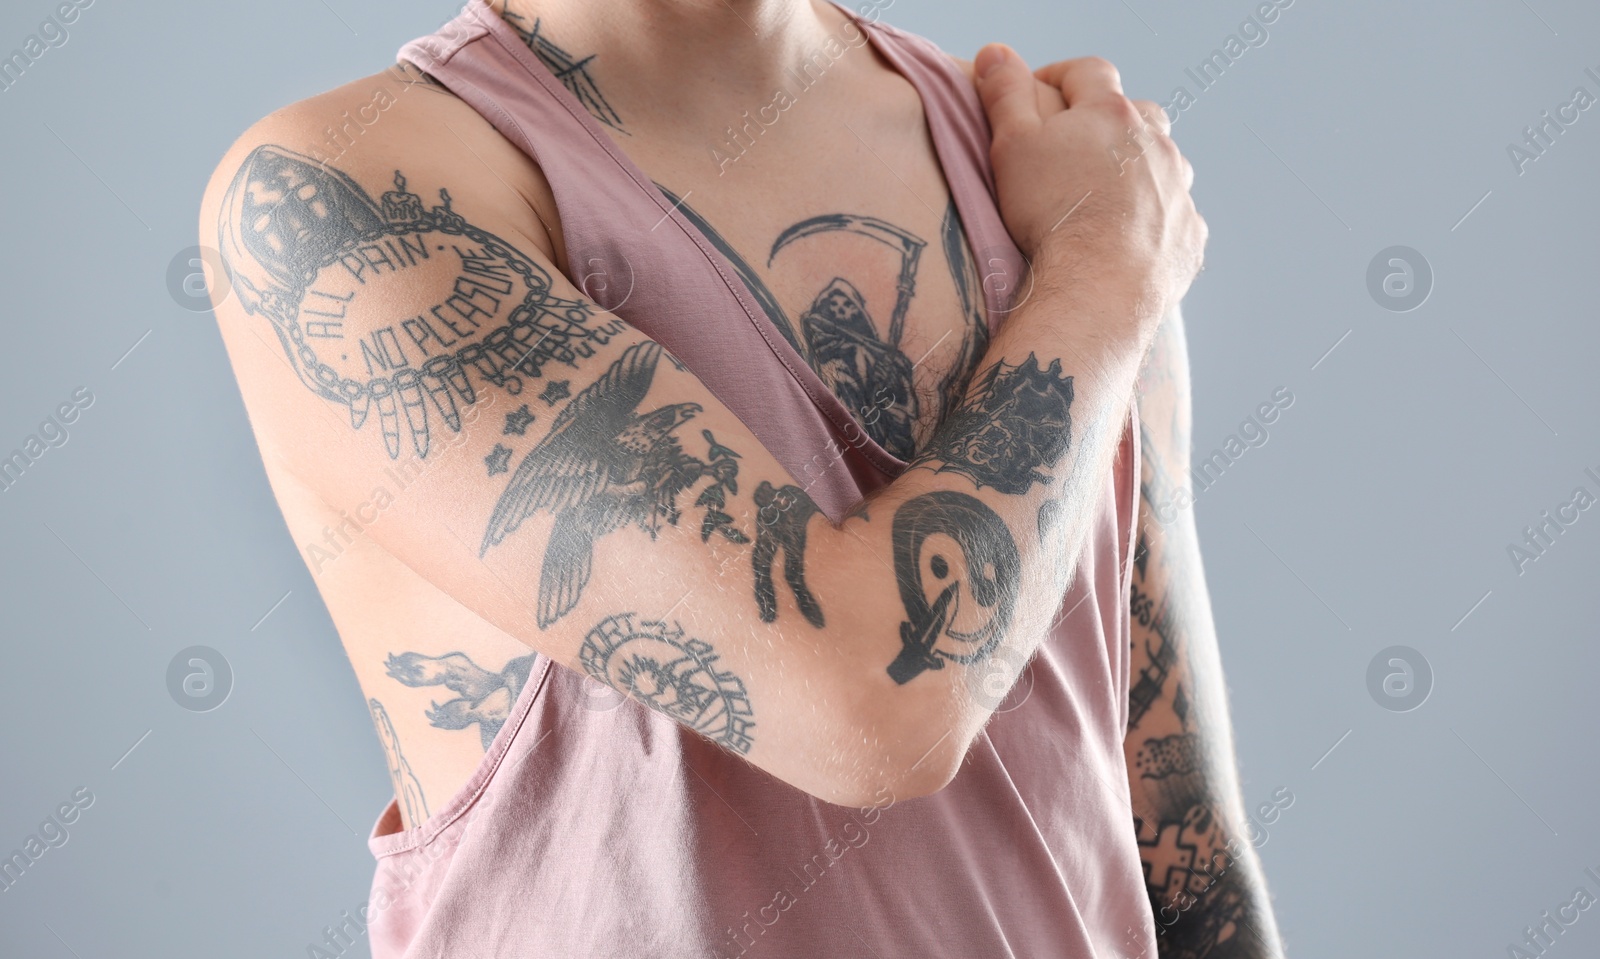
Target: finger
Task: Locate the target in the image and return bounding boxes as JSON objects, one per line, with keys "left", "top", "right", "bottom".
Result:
{"left": 1131, "top": 99, "right": 1171, "bottom": 136}
{"left": 1033, "top": 56, "right": 1123, "bottom": 106}
{"left": 1034, "top": 76, "right": 1067, "bottom": 117}
{"left": 1032, "top": 61, "right": 1069, "bottom": 86}
{"left": 975, "top": 43, "right": 1041, "bottom": 139}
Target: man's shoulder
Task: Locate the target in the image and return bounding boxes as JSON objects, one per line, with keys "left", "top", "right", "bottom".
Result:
{"left": 851, "top": 4, "right": 975, "bottom": 82}
{"left": 202, "top": 63, "right": 457, "bottom": 197}
{"left": 199, "top": 61, "right": 558, "bottom": 266}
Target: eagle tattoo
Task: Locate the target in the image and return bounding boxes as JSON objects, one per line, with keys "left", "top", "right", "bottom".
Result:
{"left": 480, "top": 341, "right": 740, "bottom": 627}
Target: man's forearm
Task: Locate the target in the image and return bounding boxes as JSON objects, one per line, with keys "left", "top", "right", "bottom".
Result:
{"left": 839, "top": 267, "right": 1154, "bottom": 780}
{"left": 1127, "top": 509, "right": 1285, "bottom": 957}
{"left": 1125, "top": 311, "right": 1287, "bottom": 958}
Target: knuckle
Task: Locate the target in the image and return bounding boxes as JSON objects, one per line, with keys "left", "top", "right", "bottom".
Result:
{"left": 1131, "top": 99, "right": 1164, "bottom": 125}
{"left": 988, "top": 126, "right": 1023, "bottom": 156}
{"left": 1079, "top": 55, "right": 1120, "bottom": 82}
{"left": 991, "top": 66, "right": 1025, "bottom": 93}
{"left": 1100, "top": 95, "right": 1143, "bottom": 129}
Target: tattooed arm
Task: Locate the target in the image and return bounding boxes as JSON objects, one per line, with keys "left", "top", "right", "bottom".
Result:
{"left": 199, "top": 46, "right": 1198, "bottom": 807}
{"left": 1125, "top": 310, "right": 1287, "bottom": 958}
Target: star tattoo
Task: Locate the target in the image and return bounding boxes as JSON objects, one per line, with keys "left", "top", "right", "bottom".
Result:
{"left": 485, "top": 444, "right": 513, "bottom": 476}
{"left": 539, "top": 380, "right": 571, "bottom": 406}
{"left": 503, "top": 404, "right": 536, "bottom": 436}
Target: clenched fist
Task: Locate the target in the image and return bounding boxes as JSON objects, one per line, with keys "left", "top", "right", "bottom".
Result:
{"left": 975, "top": 44, "right": 1207, "bottom": 338}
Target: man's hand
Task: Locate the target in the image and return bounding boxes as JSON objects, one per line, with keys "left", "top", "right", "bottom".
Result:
{"left": 974, "top": 45, "right": 1207, "bottom": 350}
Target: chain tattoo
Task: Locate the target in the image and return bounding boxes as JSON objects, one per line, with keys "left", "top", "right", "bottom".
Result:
{"left": 217, "top": 145, "right": 624, "bottom": 459}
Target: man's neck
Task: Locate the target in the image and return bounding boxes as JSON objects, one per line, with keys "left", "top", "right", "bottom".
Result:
{"left": 493, "top": 0, "right": 861, "bottom": 136}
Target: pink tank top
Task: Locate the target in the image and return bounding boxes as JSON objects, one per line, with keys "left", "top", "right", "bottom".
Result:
{"left": 370, "top": 3, "right": 1153, "bottom": 956}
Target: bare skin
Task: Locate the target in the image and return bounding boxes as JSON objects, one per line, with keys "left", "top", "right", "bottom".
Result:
{"left": 199, "top": 0, "right": 1277, "bottom": 953}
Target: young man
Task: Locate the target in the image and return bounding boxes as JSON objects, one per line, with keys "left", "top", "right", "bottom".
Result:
{"left": 200, "top": 0, "right": 1282, "bottom": 955}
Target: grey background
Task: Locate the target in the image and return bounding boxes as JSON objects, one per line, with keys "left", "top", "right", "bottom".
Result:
{"left": 1, "top": 0, "right": 1595, "bottom": 955}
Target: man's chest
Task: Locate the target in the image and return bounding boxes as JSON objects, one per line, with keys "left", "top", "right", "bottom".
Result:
{"left": 662, "top": 181, "right": 990, "bottom": 461}
{"left": 482, "top": 9, "right": 995, "bottom": 461}
{"left": 514, "top": 87, "right": 994, "bottom": 462}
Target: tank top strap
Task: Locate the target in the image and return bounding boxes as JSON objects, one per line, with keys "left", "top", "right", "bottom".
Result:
{"left": 838, "top": 5, "right": 1029, "bottom": 335}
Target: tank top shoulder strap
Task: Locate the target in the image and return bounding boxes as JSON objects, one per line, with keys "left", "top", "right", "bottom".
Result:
{"left": 395, "top": 2, "right": 665, "bottom": 267}
{"left": 837, "top": 5, "right": 1028, "bottom": 333}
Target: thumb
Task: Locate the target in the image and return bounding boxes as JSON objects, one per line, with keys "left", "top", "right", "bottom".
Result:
{"left": 974, "top": 44, "right": 1039, "bottom": 140}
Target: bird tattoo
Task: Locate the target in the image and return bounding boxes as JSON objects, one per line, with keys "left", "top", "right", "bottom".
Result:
{"left": 480, "top": 341, "right": 731, "bottom": 628}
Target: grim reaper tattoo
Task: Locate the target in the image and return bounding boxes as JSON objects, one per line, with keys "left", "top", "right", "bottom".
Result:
{"left": 771, "top": 213, "right": 925, "bottom": 459}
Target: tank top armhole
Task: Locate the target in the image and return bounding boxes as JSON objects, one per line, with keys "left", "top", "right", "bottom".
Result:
{"left": 367, "top": 654, "right": 556, "bottom": 858}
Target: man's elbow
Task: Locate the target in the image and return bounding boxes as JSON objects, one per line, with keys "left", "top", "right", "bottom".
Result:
{"left": 800, "top": 747, "right": 961, "bottom": 809}
{"left": 803, "top": 690, "right": 970, "bottom": 808}
{"left": 886, "top": 734, "right": 967, "bottom": 801}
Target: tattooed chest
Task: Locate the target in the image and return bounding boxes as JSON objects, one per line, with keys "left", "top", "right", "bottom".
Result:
{"left": 664, "top": 189, "right": 991, "bottom": 462}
